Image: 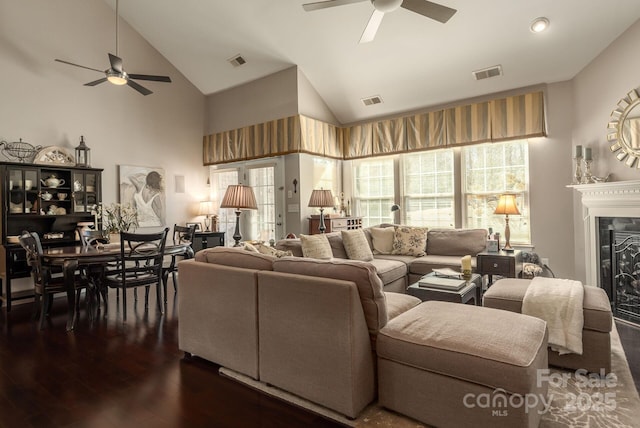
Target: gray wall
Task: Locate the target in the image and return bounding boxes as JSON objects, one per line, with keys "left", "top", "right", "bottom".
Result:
{"left": 0, "top": 0, "right": 206, "bottom": 229}
{"left": 571, "top": 18, "right": 640, "bottom": 282}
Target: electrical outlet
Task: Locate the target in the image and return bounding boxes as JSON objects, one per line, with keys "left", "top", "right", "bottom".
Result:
{"left": 541, "top": 257, "right": 549, "bottom": 266}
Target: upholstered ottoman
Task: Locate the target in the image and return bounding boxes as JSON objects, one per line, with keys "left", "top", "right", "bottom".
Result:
{"left": 377, "top": 301, "right": 548, "bottom": 428}
{"left": 483, "top": 278, "right": 612, "bottom": 373}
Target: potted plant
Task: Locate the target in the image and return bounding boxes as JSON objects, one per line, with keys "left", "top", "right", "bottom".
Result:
{"left": 98, "top": 203, "right": 138, "bottom": 242}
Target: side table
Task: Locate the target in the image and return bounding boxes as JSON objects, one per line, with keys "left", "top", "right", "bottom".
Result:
{"left": 192, "top": 231, "right": 226, "bottom": 252}
{"left": 407, "top": 273, "right": 482, "bottom": 306}
{"left": 476, "top": 250, "right": 523, "bottom": 286}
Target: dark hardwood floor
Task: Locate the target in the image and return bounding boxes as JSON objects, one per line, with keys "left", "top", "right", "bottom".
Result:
{"left": 1, "top": 285, "right": 639, "bottom": 428}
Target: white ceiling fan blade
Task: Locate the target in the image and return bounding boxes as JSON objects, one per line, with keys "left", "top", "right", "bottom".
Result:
{"left": 359, "top": 10, "right": 385, "bottom": 44}
{"left": 303, "top": 0, "right": 367, "bottom": 12}
{"left": 401, "top": 0, "right": 457, "bottom": 23}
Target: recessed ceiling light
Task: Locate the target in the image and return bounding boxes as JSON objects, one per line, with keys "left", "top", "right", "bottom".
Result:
{"left": 530, "top": 17, "right": 549, "bottom": 33}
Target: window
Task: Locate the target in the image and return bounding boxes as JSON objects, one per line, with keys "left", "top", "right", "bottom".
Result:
{"left": 248, "top": 165, "right": 276, "bottom": 242}
{"left": 350, "top": 140, "right": 531, "bottom": 245}
{"left": 462, "top": 140, "right": 530, "bottom": 244}
{"left": 211, "top": 169, "right": 239, "bottom": 246}
{"left": 402, "top": 150, "right": 455, "bottom": 227}
{"left": 353, "top": 157, "right": 395, "bottom": 227}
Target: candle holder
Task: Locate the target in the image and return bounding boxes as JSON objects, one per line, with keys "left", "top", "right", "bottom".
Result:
{"left": 572, "top": 156, "right": 583, "bottom": 185}
{"left": 462, "top": 269, "right": 472, "bottom": 281}
{"left": 582, "top": 159, "right": 596, "bottom": 184}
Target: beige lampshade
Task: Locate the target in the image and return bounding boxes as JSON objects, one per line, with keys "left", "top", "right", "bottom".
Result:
{"left": 494, "top": 194, "right": 521, "bottom": 216}
{"left": 308, "top": 189, "right": 334, "bottom": 208}
{"left": 220, "top": 185, "right": 258, "bottom": 210}
{"left": 198, "top": 200, "right": 215, "bottom": 216}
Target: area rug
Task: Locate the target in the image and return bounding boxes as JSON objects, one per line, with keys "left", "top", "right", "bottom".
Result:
{"left": 220, "top": 324, "right": 640, "bottom": 427}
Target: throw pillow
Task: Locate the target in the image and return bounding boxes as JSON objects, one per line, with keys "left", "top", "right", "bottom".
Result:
{"left": 370, "top": 227, "right": 395, "bottom": 254}
{"left": 244, "top": 242, "right": 259, "bottom": 252}
{"left": 255, "top": 243, "right": 293, "bottom": 258}
{"left": 300, "top": 234, "right": 332, "bottom": 259}
{"left": 392, "top": 226, "right": 428, "bottom": 257}
{"left": 341, "top": 229, "right": 374, "bottom": 261}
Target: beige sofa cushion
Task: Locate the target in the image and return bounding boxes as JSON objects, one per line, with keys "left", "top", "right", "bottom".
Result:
{"left": 370, "top": 227, "right": 395, "bottom": 254}
{"left": 384, "top": 291, "right": 421, "bottom": 320}
{"left": 300, "top": 234, "right": 332, "bottom": 259}
{"left": 342, "top": 229, "right": 374, "bottom": 261}
{"left": 392, "top": 226, "right": 428, "bottom": 256}
{"left": 273, "top": 257, "right": 388, "bottom": 334}
{"left": 369, "top": 258, "right": 407, "bottom": 285}
{"left": 195, "top": 246, "right": 275, "bottom": 270}
{"left": 409, "top": 255, "right": 477, "bottom": 276}
{"left": 427, "top": 228, "right": 487, "bottom": 256}
{"left": 378, "top": 301, "right": 548, "bottom": 395}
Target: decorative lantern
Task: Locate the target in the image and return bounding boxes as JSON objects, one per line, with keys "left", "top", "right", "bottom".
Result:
{"left": 75, "top": 136, "right": 91, "bottom": 167}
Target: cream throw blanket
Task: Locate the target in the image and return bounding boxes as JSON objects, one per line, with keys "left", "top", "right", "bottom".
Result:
{"left": 522, "top": 277, "right": 584, "bottom": 355}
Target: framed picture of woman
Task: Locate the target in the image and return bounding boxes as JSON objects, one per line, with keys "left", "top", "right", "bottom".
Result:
{"left": 119, "top": 165, "right": 166, "bottom": 228}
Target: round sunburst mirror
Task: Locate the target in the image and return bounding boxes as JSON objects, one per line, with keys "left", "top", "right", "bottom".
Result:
{"left": 608, "top": 88, "right": 640, "bottom": 168}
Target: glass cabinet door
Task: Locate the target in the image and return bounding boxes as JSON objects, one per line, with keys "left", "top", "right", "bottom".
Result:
{"left": 72, "top": 171, "right": 99, "bottom": 213}
{"left": 8, "top": 167, "right": 38, "bottom": 214}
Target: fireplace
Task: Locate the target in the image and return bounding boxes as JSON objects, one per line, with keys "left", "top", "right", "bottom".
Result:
{"left": 573, "top": 180, "right": 640, "bottom": 324}
{"left": 600, "top": 218, "right": 640, "bottom": 323}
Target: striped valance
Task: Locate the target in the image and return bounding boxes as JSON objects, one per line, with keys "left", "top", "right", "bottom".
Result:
{"left": 203, "top": 91, "right": 546, "bottom": 165}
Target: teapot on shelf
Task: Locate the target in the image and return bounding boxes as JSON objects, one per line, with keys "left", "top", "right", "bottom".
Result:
{"left": 41, "top": 174, "right": 65, "bottom": 188}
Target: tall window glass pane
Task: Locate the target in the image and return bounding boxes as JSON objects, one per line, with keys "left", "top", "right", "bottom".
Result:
{"left": 249, "top": 166, "right": 275, "bottom": 242}
{"left": 353, "top": 157, "right": 394, "bottom": 227}
{"left": 212, "top": 169, "right": 239, "bottom": 246}
{"left": 401, "top": 149, "right": 455, "bottom": 227}
{"left": 463, "top": 140, "right": 530, "bottom": 244}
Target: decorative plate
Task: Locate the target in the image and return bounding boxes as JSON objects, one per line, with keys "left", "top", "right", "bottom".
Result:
{"left": 33, "top": 146, "right": 75, "bottom": 165}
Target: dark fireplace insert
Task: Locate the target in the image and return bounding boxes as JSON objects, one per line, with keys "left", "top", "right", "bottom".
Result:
{"left": 600, "top": 217, "right": 640, "bottom": 324}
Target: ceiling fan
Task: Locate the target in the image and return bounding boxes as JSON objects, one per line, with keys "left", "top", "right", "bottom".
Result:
{"left": 302, "top": 0, "right": 457, "bottom": 43}
{"left": 54, "top": 0, "right": 171, "bottom": 95}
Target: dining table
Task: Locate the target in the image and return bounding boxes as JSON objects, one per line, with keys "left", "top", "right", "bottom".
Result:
{"left": 42, "top": 242, "right": 193, "bottom": 331}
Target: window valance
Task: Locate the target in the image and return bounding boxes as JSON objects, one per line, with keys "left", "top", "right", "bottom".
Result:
{"left": 203, "top": 91, "right": 546, "bottom": 165}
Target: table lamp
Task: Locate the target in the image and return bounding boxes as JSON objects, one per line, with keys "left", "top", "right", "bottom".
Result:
{"left": 198, "top": 201, "right": 215, "bottom": 231}
{"left": 493, "top": 193, "right": 520, "bottom": 251}
{"left": 220, "top": 185, "right": 258, "bottom": 246}
{"left": 308, "top": 189, "right": 335, "bottom": 233}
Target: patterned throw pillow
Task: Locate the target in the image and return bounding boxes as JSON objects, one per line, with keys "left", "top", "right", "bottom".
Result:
{"left": 300, "top": 234, "right": 333, "bottom": 259}
{"left": 341, "top": 229, "right": 374, "bottom": 261}
{"left": 391, "top": 226, "right": 428, "bottom": 256}
{"left": 370, "top": 227, "right": 395, "bottom": 254}
{"left": 255, "top": 243, "right": 293, "bottom": 258}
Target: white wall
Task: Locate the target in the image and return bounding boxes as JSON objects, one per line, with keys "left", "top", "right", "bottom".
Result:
{"left": 571, "top": 18, "right": 640, "bottom": 282}
{"left": 0, "top": 0, "right": 206, "bottom": 230}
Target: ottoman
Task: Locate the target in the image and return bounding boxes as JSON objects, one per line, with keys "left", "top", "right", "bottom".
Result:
{"left": 377, "top": 301, "right": 548, "bottom": 428}
{"left": 483, "top": 278, "right": 612, "bottom": 373}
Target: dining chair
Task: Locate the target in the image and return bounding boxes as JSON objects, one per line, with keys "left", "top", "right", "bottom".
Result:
{"left": 104, "top": 228, "right": 169, "bottom": 322}
{"left": 19, "top": 230, "right": 89, "bottom": 329}
{"left": 79, "top": 228, "right": 114, "bottom": 310}
{"left": 80, "top": 229, "right": 109, "bottom": 247}
{"left": 162, "top": 224, "right": 196, "bottom": 302}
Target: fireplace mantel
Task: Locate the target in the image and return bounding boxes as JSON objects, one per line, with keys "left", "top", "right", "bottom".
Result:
{"left": 570, "top": 180, "right": 640, "bottom": 286}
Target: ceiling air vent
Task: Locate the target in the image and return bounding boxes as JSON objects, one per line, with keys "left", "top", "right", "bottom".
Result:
{"left": 227, "top": 54, "right": 247, "bottom": 67}
{"left": 362, "top": 95, "right": 383, "bottom": 106}
{"left": 472, "top": 65, "right": 503, "bottom": 81}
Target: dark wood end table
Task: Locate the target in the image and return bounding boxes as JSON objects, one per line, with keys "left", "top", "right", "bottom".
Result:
{"left": 476, "top": 250, "right": 523, "bottom": 287}
{"left": 407, "top": 273, "right": 482, "bottom": 306}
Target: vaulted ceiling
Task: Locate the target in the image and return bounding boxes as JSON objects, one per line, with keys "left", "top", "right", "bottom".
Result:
{"left": 106, "top": 0, "right": 640, "bottom": 124}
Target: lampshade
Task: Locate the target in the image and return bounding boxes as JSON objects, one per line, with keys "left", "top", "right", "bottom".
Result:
{"left": 220, "top": 185, "right": 258, "bottom": 210}
{"left": 308, "top": 189, "right": 334, "bottom": 208}
{"left": 494, "top": 194, "right": 521, "bottom": 216}
{"left": 198, "top": 200, "right": 215, "bottom": 216}
{"left": 390, "top": 204, "right": 401, "bottom": 212}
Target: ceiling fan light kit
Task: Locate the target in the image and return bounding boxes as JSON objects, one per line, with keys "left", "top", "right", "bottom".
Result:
{"left": 54, "top": 0, "right": 171, "bottom": 95}
{"left": 303, "top": 0, "right": 457, "bottom": 44}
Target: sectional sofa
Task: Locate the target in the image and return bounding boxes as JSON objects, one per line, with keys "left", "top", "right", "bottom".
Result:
{"left": 275, "top": 226, "right": 488, "bottom": 292}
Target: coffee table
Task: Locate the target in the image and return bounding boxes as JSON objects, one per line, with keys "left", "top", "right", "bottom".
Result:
{"left": 407, "top": 272, "right": 482, "bottom": 306}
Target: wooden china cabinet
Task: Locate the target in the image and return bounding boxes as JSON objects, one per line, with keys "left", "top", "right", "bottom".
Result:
{"left": 0, "top": 161, "right": 102, "bottom": 310}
